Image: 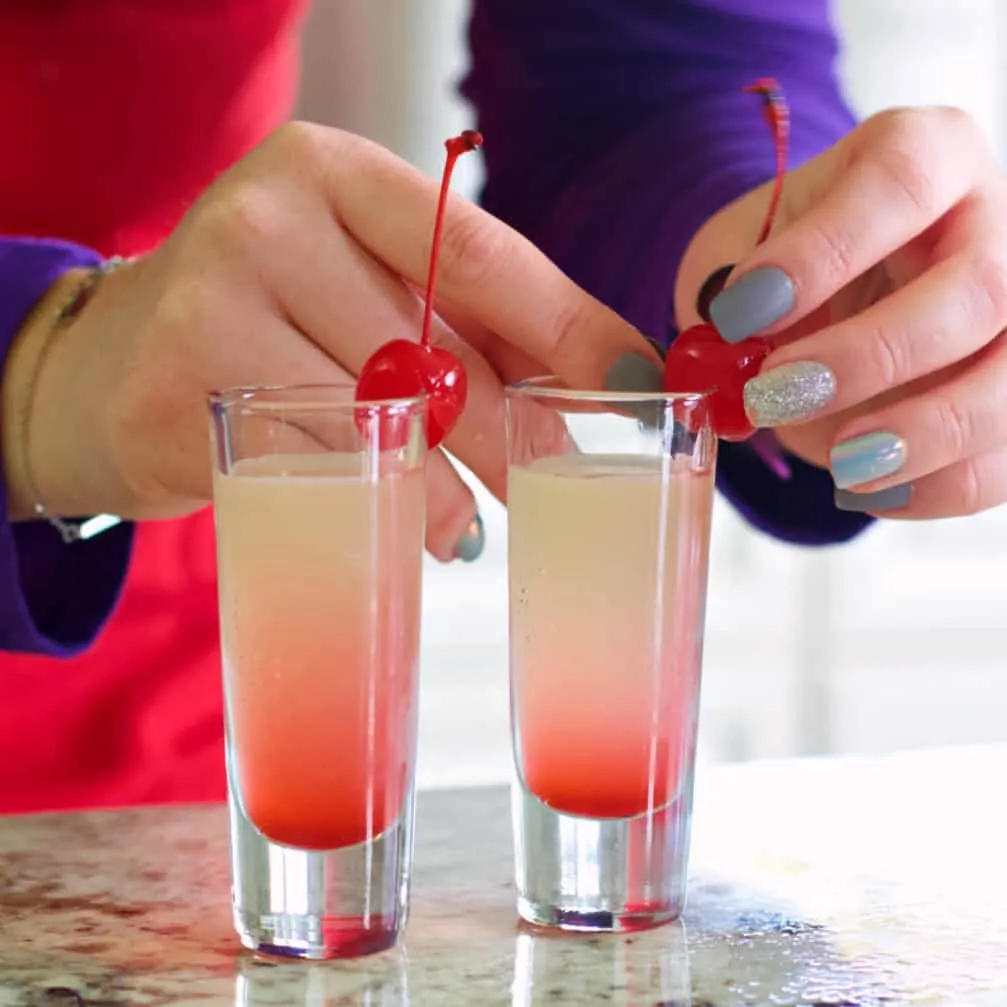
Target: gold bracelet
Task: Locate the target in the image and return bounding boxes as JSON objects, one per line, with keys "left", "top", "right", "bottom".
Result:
{"left": 23, "top": 256, "right": 133, "bottom": 544}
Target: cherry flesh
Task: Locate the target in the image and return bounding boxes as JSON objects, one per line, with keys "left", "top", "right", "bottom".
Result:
{"left": 663, "top": 78, "right": 790, "bottom": 442}
{"left": 663, "top": 323, "right": 771, "bottom": 442}
{"left": 354, "top": 339, "right": 468, "bottom": 449}
{"left": 356, "top": 130, "right": 482, "bottom": 449}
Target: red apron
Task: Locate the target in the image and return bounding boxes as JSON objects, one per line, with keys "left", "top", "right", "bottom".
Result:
{"left": 0, "top": 0, "right": 307, "bottom": 811}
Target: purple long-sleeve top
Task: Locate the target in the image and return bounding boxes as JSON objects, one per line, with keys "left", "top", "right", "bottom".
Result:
{"left": 0, "top": 0, "right": 871, "bottom": 657}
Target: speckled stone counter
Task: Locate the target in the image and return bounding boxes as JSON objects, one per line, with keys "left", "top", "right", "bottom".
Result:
{"left": 2, "top": 745, "right": 1005, "bottom": 1006}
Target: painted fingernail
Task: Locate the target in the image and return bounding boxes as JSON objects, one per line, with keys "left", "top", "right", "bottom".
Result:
{"left": 830, "top": 432, "right": 906, "bottom": 489}
{"left": 454, "top": 513, "right": 485, "bottom": 563}
{"left": 696, "top": 264, "right": 736, "bottom": 322}
{"left": 835, "top": 483, "right": 912, "bottom": 513}
{"left": 604, "top": 353, "right": 664, "bottom": 392}
{"left": 709, "top": 266, "right": 796, "bottom": 344}
{"left": 743, "top": 362, "right": 836, "bottom": 427}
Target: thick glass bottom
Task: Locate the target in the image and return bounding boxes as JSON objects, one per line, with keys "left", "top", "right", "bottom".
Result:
{"left": 511, "top": 778, "right": 693, "bottom": 933}
{"left": 228, "top": 781, "right": 413, "bottom": 960}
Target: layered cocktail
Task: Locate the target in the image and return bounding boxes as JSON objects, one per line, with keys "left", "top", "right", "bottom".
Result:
{"left": 506, "top": 379, "right": 716, "bottom": 931}
{"left": 211, "top": 385, "right": 427, "bottom": 959}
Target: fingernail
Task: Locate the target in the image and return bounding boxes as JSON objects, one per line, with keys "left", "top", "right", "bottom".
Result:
{"left": 743, "top": 362, "right": 836, "bottom": 427}
{"left": 604, "top": 353, "right": 664, "bottom": 392}
{"left": 835, "top": 483, "right": 912, "bottom": 513}
{"left": 696, "top": 264, "right": 736, "bottom": 322}
{"left": 830, "top": 432, "right": 906, "bottom": 489}
{"left": 709, "top": 266, "right": 796, "bottom": 343}
{"left": 454, "top": 513, "right": 485, "bottom": 563}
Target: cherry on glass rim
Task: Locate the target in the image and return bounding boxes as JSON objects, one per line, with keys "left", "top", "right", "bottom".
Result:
{"left": 663, "top": 323, "right": 771, "bottom": 441}
{"left": 355, "top": 130, "right": 482, "bottom": 449}
{"left": 663, "top": 78, "right": 789, "bottom": 442}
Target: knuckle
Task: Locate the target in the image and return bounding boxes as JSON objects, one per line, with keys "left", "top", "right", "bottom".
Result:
{"left": 941, "top": 104, "right": 980, "bottom": 142}
{"left": 806, "top": 216, "right": 857, "bottom": 288}
{"left": 437, "top": 209, "right": 508, "bottom": 292}
{"left": 267, "top": 119, "right": 330, "bottom": 168}
{"left": 865, "top": 323, "right": 909, "bottom": 390}
{"left": 957, "top": 455, "right": 988, "bottom": 515}
{"left": 200, "top": 183, "right": 285, "bottom": 253}
{"left": 968, "top": 247, "right": 1007, "bottom": 327}
{"left": 933, "top": 397, "right": 973, "bottom": 461}
{"left": 549, "top": 297, "right": 598, "bottom": 360}
{"left": 871, "top": 108, "right": 942, "bottom": 217}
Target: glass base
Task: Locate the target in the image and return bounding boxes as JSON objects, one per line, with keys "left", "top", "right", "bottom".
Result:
{"left": 228, "top": 785, "right": 413, "bottom": 960}
{"left": 511, "top": 779, "right": 693, "bottom": 933}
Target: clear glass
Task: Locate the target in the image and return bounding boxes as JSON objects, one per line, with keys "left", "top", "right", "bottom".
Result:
{"left": 505, "top": 378, "right": 716, "bottom": 932}
{"left": 209, "top": 384, "right": 428, "bottom": 960}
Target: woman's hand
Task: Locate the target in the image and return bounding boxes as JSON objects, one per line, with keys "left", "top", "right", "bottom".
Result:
{"left": 676, "top": 106, "right": 1007, "bottom": 519}
{"left": 6, "top": 123, "right": 654, "bottom": 559}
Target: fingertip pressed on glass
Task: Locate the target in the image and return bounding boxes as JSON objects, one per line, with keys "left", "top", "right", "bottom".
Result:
{"left": 209, "top": 384, "right": 428, "bottom": 960}
{"left": 504, "top": 377, "right": 716, "bottom": 933}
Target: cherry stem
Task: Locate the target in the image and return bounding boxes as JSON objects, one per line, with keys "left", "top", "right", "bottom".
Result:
{"left": 744, "top": 78, "right": 790, "bottom": 246}
{"left": 420, "top": 129, "right": 484, "bottom": 349}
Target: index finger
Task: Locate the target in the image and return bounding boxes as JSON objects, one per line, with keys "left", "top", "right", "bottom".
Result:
{"left": 321, "top": 130, "right": 660, "bottom": 388}
{"left": 710, "top": 107, "right": 986, "bottom": 344}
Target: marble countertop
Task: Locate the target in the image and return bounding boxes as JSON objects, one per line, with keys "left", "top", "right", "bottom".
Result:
{"left": 2, "top": 745, "right": 1006, "bottom": 1006}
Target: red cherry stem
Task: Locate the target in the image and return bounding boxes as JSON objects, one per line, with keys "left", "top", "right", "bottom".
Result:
{"left": 419, "top": 129, "right": 483, "bottom": 350}
{"left": 743, "top": 78, "right": 790, "bottom": 245}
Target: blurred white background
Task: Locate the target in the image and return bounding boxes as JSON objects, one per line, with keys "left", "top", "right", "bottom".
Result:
{"left": 297, "top": 0, "right": 1007, "bottom": 788}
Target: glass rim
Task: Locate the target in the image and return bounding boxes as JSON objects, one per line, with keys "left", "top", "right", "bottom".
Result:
{"left": 505, "top": 374, "right": 710, "bottom": 406}
{"left": 208, "top": 383, "right": 427, "bottom": 413}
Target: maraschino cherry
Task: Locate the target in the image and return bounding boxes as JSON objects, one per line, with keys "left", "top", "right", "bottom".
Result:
{"left": 663, "top": 78, "right": 790, "bottom": 441}
{"left": 355, "top": 131, "right": 482, "bottom": 448}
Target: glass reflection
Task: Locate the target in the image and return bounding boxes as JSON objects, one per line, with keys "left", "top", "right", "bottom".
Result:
{"left": 512, "top": 924, "right": 689, "bottom": 1006}
{"left": 234, "top": 948, "right": 409, "bottom": 1006}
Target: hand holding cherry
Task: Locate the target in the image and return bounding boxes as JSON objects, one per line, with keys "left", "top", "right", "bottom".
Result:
{"left": 675, "top": 85, "right": 1007, "bottom": 518}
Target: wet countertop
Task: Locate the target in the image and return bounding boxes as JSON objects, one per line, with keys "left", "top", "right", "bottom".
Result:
{"left": 1, "top": 745, "right": 1005, "bottom": 1006}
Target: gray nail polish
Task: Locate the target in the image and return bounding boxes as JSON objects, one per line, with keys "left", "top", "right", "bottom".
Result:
{"left": 835, "top": 483, "right": 912, "bottom": 513}
{"left": 709, "top": 266, "right": 796, "bottom": 343}
{"left": 743, "top": 362, "right": 836, "bottom": 427}
{"left": 830, "top": 432, "right": 906, "bottom": 489}
{"left": 454, "top": 513, "right": 485, "bottom": 563}
{"left": 604, "top": 353, "right": 664, "bottom": 393}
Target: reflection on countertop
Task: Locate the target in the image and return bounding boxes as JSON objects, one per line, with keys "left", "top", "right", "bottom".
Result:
{"left": 1, "top": 745, "right": 1006, "bottom": 1005}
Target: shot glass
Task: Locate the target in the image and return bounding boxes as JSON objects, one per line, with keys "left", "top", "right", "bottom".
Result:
{"left": 505, "top": 378, "right": 716, "bottom": 932}
{"left": 210, "top": 385, "right": 428, "bottom": 959}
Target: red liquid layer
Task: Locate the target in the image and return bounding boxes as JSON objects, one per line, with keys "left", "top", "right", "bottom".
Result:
{"left": 522, "top": 734, "right": 682, "bottom": 820}
{"left": 230, "top": 631, "right": 417, "bottom": 850}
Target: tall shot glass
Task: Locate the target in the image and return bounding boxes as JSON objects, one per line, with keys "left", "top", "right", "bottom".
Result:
{"left": 210, "top": 385, "right": 427, "bottom": 959}
{"left": 505, "top": 378, "right": 716, "bottom": 932}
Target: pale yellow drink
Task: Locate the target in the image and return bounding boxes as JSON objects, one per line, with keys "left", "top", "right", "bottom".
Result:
{"left": 508, "top": 453, "right": 714, "bottom": 819}
{"left": 214, "top": 453, "right": 425, "bottom": 851}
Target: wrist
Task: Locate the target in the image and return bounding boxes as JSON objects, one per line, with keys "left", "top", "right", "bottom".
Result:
{"left": 4, "top": 257, "right": 139, "bottom": 530}
{"left": 2, "top": 269, "right": 91, "bottom": 521}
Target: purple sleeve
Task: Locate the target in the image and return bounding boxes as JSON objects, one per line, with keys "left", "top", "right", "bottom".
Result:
{"left": 462, "top": 0, "right": 872, "bottom": 546}
{"left": 0, "top": 237, "right": 133, "bottom": 655}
